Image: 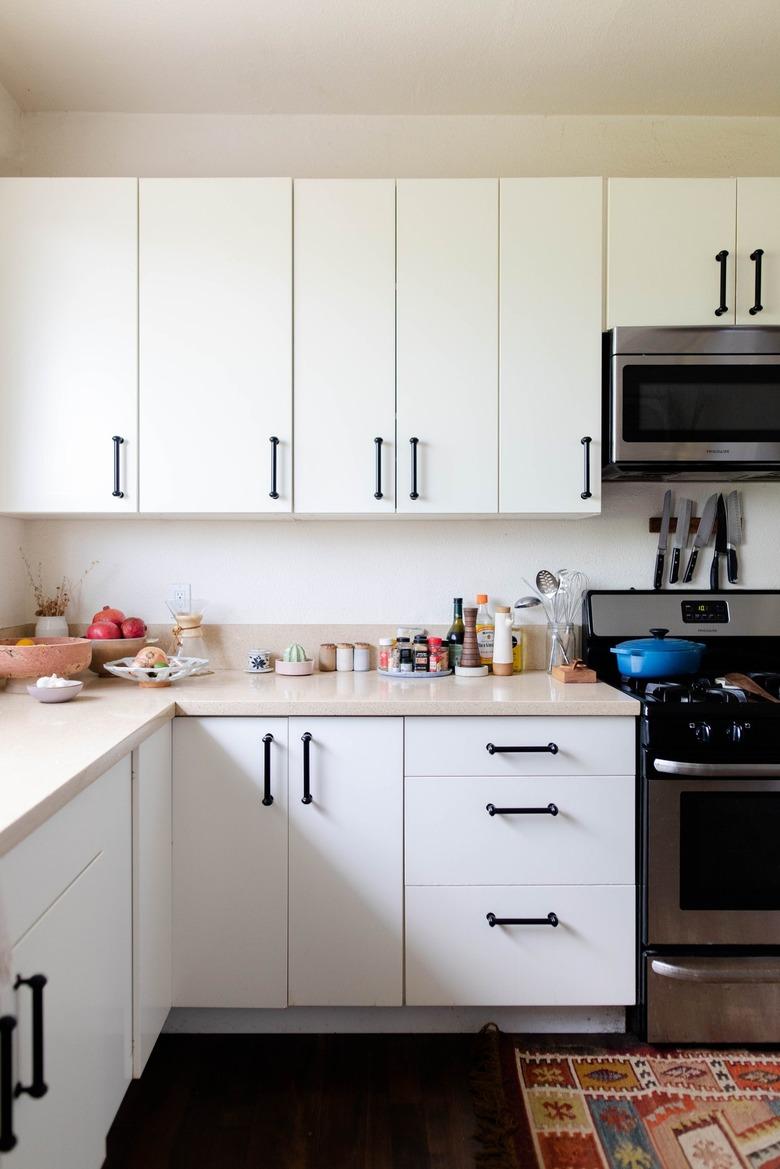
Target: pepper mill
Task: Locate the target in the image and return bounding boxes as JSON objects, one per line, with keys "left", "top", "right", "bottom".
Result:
{"left": 460, "top": 606, "right": 482, "bottom": 668}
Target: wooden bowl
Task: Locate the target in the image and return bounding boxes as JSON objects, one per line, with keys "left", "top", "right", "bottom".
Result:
{"left": 87, "top": 637, "right": 148, "bottom": 676}
{"left": 0, "top": 637, "right": 92, "bottom": 680}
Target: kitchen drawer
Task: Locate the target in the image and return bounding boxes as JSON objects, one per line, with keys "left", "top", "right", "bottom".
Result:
{"left": 404, "top": 717, "right": 635, "bottom": 777}
{"left": 406, "top": 884, "right": 636, "bottom": 1006}
{"left": 405, "top": 774, "right": 634, "bottom": 886}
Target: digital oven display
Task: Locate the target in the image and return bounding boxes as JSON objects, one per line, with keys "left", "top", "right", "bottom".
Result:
{"left": 681, "top": 600, "right": 729, "bottom": 624}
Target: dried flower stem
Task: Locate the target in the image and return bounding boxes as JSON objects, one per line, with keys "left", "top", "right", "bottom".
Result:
{"left": 18, "top": 548, "right": 98, "bottom": 617}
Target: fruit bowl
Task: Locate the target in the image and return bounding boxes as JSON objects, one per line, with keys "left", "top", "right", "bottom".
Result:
{"left": 87, "top": 636, "right": 149, "bottom": 677}
{"left": 102, "top": 656, "right": 208, "bottom": 688}
{"left": 0, "top": 637, "right": 92, "bottom": 680}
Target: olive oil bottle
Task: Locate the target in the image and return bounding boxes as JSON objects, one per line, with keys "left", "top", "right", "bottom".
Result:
{"left": 446, "top": 597, "right": 465, "bottom": 668}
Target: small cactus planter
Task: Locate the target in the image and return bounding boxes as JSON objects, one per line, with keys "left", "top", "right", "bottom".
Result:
{"left": 275, "top": 644, "right": 314, "bottom": 676}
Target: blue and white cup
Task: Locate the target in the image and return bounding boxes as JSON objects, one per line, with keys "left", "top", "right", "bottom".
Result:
{"left": 247, "top": 649, "right": 273, "bottom": 673}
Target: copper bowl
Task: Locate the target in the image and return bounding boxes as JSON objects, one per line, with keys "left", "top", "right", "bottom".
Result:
{"left": 0, "top": 637, "right": 92, "bottom": 680}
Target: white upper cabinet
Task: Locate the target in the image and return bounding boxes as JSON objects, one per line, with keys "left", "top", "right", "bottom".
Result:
{"left": 500, "top": 178, "right": 603, "bottom": 515}
{"left": 396, "top": 180, "right": 498, "bottom": 514}
{"left": 294, "top": 181, "right": 396, "bottom": 513}
{"left": 736, "top": 179, "right": 780, "bottom": 325}
{"left": 607, "top": 179, "right": 737, "bottom": 326}
{"left": 139, "top": 179, "right": 292, "bottom": 513}
{"left": 0, "top": 179, "right": 138, "bottom": 514}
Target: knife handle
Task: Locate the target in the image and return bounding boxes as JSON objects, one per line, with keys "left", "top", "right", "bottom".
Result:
{"left": 682, "top": 548, "right": 698, "bottom": 584}
{"left": 710, "top": 551, "right": 720, "bottom": 591}
{"left": 653, "top": 551, "right": 664, "bottom": 591}
{"left": 727, "top": 547, "right": 738, "bottom": 584}
{"left": 668, "top": 547, "right": 680, "bottom": 585}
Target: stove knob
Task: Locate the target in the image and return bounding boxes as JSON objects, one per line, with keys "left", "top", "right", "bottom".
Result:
{"left": 727, "top": 721, "right": 750, "bottom": 744}
{"left": 689, "top": 721, "right": 712, "bottom": 744}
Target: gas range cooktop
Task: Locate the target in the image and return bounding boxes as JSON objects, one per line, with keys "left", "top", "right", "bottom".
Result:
{"left": 622, "top": 673, "right": 780, "bottom": 706}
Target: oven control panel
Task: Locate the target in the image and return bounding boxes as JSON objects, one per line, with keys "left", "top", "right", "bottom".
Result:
{"left": 681, "top": 600, "right": 730, "bottom": 624}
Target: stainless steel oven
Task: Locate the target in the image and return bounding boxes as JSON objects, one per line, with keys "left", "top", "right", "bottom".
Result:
{"left": 603, "top": 326, "right": 780, "bottom": 480}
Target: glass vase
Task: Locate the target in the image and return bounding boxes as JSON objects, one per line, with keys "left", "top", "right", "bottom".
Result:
{"left": 546, "top": 622, "right": 576, "bottom": 673}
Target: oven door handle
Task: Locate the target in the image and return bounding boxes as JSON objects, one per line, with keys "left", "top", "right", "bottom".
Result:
{"left": 653, "top": 759, "right": 780, "bottom": 777}
{"left": 651, "top": 958, "right": 780, "bottom": 984}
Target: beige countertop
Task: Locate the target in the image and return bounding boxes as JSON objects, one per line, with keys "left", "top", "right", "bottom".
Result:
{"left": 0, "top": 669, "right": 638, "bottom": 855}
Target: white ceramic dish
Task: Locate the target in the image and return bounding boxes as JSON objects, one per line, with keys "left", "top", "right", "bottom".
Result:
{"left": 377, "top": 668, "right": 453, "bottom": 680}
{"left": 103, "top": 656, "right": 208, "bottom": 688}
{"left": 26, "top": 680, "right": 84, "bottom": 703}
{"left": 454, "top": 664, "right": 489, "bottom": 677}
{"left": 275, "top": 660, "right": 315, "bottom": 676}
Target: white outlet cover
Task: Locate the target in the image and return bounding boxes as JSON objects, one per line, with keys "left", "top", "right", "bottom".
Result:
{"left": 170, "top": 583, "right": 191, "bottom": 613}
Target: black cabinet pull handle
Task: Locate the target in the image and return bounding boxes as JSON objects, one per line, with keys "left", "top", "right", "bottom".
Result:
{"left": 580, "top": 436, "right": 592, "bottom": 500}
{"left": 111, "top": 435, "right": 124, "bottom": 498}
{"left": 715, "top": 250, "right": 729, "bottom": 316}
{"left": 301, "top": 732, "right": 313, "bottom": 804}
{"left": 269, "top": 436, "right": 280, "bottom": 500}
{"left": 487, "top": 912, "right": 559, "bottom": 928}
{"left": 261, "top": 733, "right": 274, "bottom": 806}
{"left": 486, "top": 742, "right": 558, "bottom": 755}
{"left": 486, "top": 802, "right": 559, "bottom": 817}
{"left": 750, "top": 249, "right": 764, "bottom": 315}
{"left": 409, "top": 437, "right": 419, "bottom": 500}
{"left": 0, "top": 1016, "right": 17, "bottom": 1152}
{"left": 14, "top": 974, "right": 47, "bottom": 1100}
{"left": 374, "top": 437, "right": 383, "bottom": 500}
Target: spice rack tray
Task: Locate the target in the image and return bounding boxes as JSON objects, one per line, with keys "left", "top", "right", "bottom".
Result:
{"left": 377, "top": 668, "right": 453, "bottom": 680}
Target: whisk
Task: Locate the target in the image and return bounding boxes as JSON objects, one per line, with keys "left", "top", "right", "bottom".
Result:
{"left": 555, "top": 569, "right": 588, "bottom": 625}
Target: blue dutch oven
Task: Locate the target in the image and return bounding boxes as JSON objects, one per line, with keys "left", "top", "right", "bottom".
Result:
{"left": 610, "top": 627, "right": 705, "bottom": 679}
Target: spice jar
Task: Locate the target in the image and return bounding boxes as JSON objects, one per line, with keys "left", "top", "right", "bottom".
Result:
{"left": 398, "top": 645, "right": 414, "bottom": 673}
{"left": 413, "top": 634, "right": 429, "bottom": 672}
{"left": 319, "top": 643, "right": 337, "bottom": 672}
{"left": 393, "top": 637, "right": 411, "bottom": 671}
{"left": 354, "top": 642, "right": 371, "bottom": 672}
{"left": 427, "top": 636, "right": 448, "bottom": 672}
{"left": 378, "top": 637, "right": 394, "bottom": 671}
{"left": 336, "top": 643, "right": 354, "bottom": 671}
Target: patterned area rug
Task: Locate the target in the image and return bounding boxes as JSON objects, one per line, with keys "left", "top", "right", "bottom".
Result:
{"left": 472, "top": 1028, "right": 780, "bottom": 1169}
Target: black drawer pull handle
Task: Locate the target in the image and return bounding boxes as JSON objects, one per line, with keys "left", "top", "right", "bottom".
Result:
{"left": 487, "top": 912, "right": 559, "bottom": 928}
{"left": 261, "top": 733, "right": 274, "bottom": 806}
{"left": 409, "top": 437, "right": 419, "bottom": 500}
{"left": 580, "top": 436, "right": 592, "bottom": 500}
{"left": 486, "top": 742, "right": 558, "bottom": 755}
{"left": 0, "top": 1016, "right": 16, "bottom": 1152}
{"left": 486, "top": 802, "right": 558, "bottom": 817}
{"left": 14, "top": 974, "right": 48, "bottom": 1100}
{"left": 269, "top": 436, "right": 280, "bottom": 500}
{"left": 374, "top": 437, "right": 384, "bottom": 500}
{"left": 112, "top": 435, "right": 124, "bottom": 498}
{"left": 715, "top": 250, "right": 729, "bottom": 316}
{"left": 301, "top": 732, "right": 313, "bottom": 804}
{"left": 750, "top": 249, "right": 764, "bottom": 315}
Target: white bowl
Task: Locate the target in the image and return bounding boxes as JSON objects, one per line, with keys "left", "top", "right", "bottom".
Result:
{"left": 27, "top": 680, "right": 83, "bottom": 703}
{"left": 103, "top": 656, "right": 207, "bottom": 688}
{"left": 275, "top": 660, "right": 314, "bottom": 676}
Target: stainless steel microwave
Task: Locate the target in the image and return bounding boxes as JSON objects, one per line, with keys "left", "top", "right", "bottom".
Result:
{"left": 603, "top": 326, "right": 780, "bottom": 480}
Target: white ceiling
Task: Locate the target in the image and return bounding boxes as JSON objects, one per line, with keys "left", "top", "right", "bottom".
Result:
{"left": 0, "top": 0, "right": 778, "bottom": 116}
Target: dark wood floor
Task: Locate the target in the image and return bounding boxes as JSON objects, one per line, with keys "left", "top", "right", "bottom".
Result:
{"left": 105, "top": 1034, "right": 478, "bottom": 1169}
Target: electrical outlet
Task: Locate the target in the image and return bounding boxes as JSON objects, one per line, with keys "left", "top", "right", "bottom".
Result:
{"left": 171, "top": 583, "right": 191, "bottom": 614}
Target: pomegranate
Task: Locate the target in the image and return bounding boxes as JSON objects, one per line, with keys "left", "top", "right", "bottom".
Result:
{"left": 92, "top": 605, "right": 125, "bottom": 626}
{"left": 86, "top": 621, "right": 121, "bottom": 640}
{"left": 121, "top": 617, "right": 146, "bottom": 639}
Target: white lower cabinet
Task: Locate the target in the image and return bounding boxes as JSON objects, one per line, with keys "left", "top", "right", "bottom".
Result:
{"left": 172, "top": 718, "right": 288, "bottom": 1008}
{"left": 405, "top": 885, "right": 635, "bottom": 1006}
{"left": 0, "top": 759, "right": 132, "bottom": 1169}
{"left": 288, "top": 718, "right": 403, "bottom": 1006}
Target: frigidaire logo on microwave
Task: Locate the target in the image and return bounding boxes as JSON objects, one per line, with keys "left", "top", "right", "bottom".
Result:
{"left": 707, "top": 448, "right": 731, "bottom": 454}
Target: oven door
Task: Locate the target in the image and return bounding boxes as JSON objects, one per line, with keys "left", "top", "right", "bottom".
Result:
{"left": 612, "top": 354, "right": 780, "bottom": 464}
{"left": 647, "top": 769, "right": 780, "bottom": 946}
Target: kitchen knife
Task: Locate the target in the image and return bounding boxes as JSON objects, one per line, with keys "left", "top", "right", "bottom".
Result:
{"left": 709, "top": 493, "right": 728, "bottom": 591}
{"left": 668, "top": 497, "right": 692, "bottom": 585}
{"left": 682, "top": 493, "right": 718, "bottom": 584}
{"left": 726, "top": 489, "right": 743, "bottom": 584}
{"left": 653, "top": 490, "right": 672, "bottom": 591}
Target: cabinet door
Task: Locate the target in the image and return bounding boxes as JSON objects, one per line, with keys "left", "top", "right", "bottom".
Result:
{"left": 607, "top": 179, "right": 737, "bottom": 326}
{"left": 294, "top": 180, "right": 396, "bottom": 513}
{"left": 172, "top": 718, "right": 288, "bottom": 1007}
{"left": 396, "top": 180, "right": 498, "bottom": 513}
{"left": 139, "top": 179, "right": 292, "bottom": 513}
{"left": 132, "top": 723, "right": 172, "bottom": 1077}
{"left": 0, "top": 179, "right": 138, "bottom": 514}
{"left": 7, "top": 759, "right": 131, "bottom": 1169}
{"left": 737, "top": 179, "right": 780, "bottom": 325}
{"left": 500, "top": 179, "right": 602, "bottom": 515}
{"left": 288, "top": 718, "right": 403, "bottom": 1005}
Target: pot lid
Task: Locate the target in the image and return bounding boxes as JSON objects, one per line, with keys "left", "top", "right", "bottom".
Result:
{"left": 610, "top": 628, "right": 706, "bottom": 653}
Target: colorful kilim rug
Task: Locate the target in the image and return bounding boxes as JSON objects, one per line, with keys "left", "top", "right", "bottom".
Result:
{"left": 472, "top": 1028, "right": 780, "bottom": 1169}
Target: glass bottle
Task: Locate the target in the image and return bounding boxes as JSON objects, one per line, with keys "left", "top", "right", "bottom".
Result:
{"left": 475, "top": 594, "right": 494, "bottom": 667}
{"left": 446, "top": 597, "right": 465, "bottom": 668}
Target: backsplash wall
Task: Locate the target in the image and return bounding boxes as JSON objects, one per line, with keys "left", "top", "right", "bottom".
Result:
{"left": 0, "top": 516, "right": 28, "bottom": 627}
{"left": 16, "top": 483, "right": 780, "bottom": 628}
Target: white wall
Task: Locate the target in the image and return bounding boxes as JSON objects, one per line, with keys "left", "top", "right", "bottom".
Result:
{"left": 0, "top": 517, "right": 29, "bottom": 627}
{"left": 18, "top": 113, "right": 780, "bottom": 178}
{"left": 0, "top": 82, "right": 21, "bottom": 175}
{"left": 21, "top": 483, "right": 780, "bottom": 626}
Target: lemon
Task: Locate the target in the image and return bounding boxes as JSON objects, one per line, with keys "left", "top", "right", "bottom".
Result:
{"left": 15, "top": 638, "right": 35, "bottom": 646}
